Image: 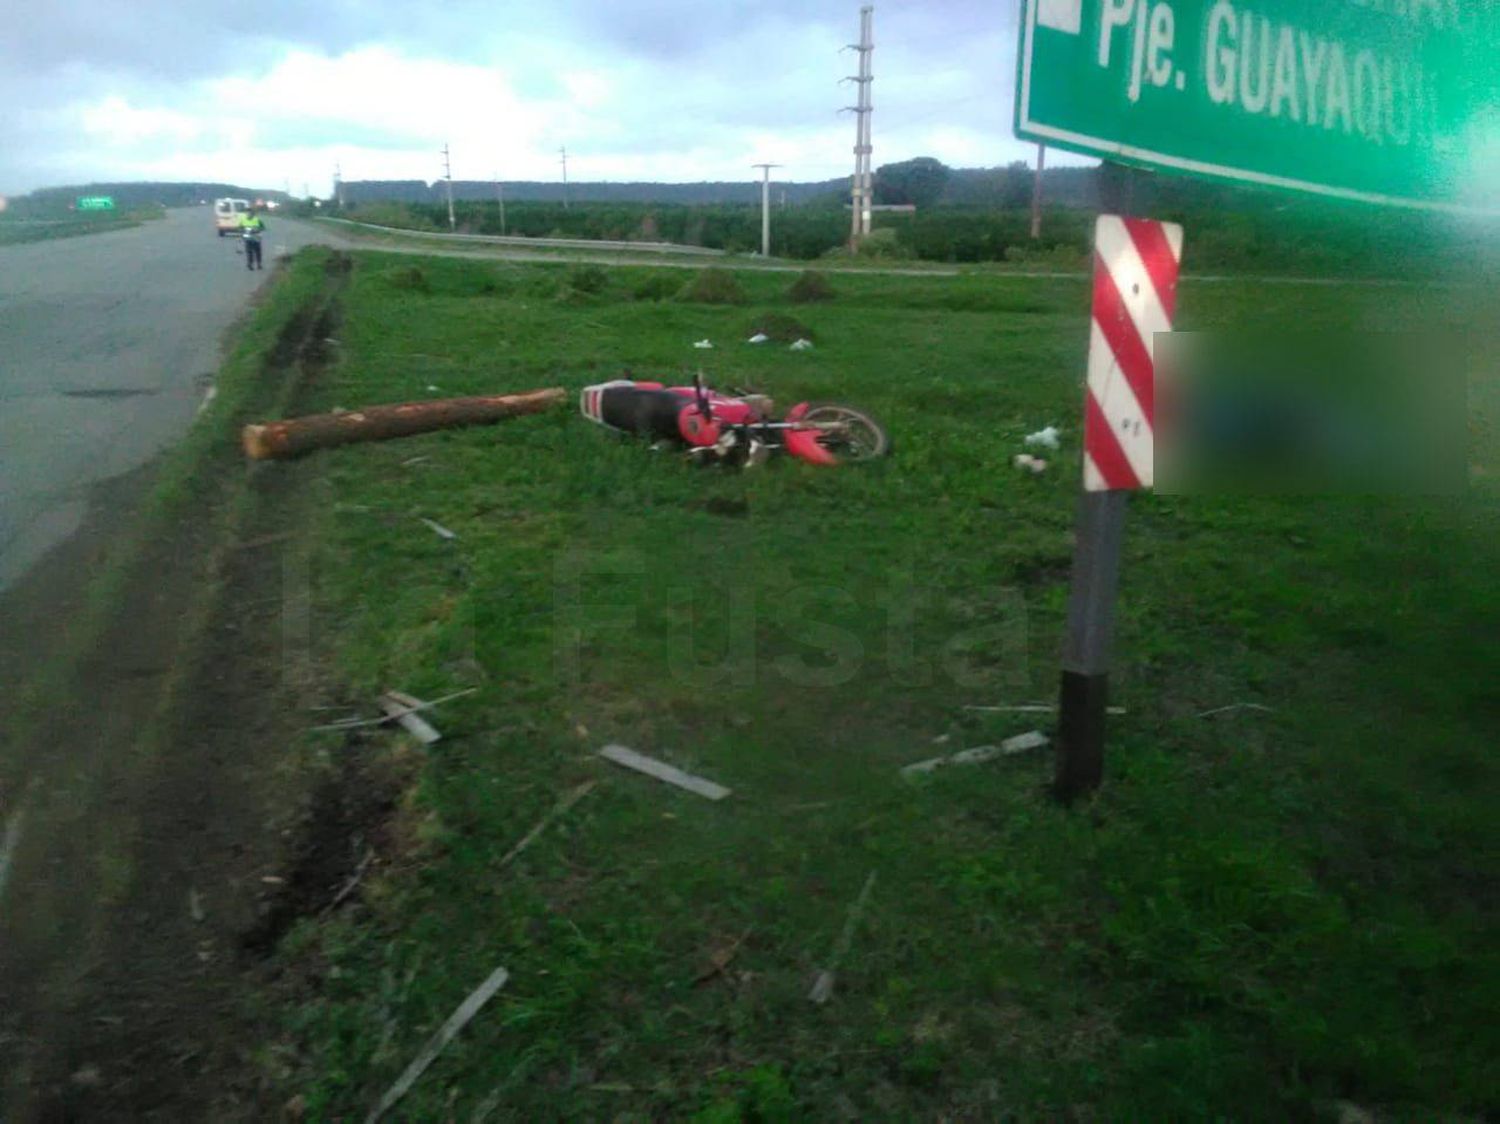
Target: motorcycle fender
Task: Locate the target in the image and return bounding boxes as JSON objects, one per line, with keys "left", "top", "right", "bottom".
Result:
{"left": 784, "top": 403, "right": 840, "bottom": 466}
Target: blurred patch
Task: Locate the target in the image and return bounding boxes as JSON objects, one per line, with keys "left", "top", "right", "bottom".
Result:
{"left": 1155, "top": 331, "right": 1476, "bottom": 495}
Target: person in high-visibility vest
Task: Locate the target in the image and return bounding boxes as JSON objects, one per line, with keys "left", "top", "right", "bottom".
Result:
{"left": 239, "top": 209, "right": 267, "bottom": 271}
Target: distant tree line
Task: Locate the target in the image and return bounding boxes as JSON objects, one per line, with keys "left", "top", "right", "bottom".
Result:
{"left": 8, "top": 182, "right": 287, "bottom": 216}
{"left": 14, "top": 160, "right": 1480, "bottom": 278}
{"left": 343, "top": 188, "right": 1476, "bottom": 279}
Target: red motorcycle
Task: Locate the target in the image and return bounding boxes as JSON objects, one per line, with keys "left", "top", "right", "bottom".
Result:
{"left": 580, "top": 374, "right": 889, "bottom": 467}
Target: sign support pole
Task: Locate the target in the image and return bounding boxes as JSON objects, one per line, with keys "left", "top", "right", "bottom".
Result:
{"left": 1054, "top": 489, "right": 1127, "bottom": 801}
{"left": 1053, "top": 163, "right": 1180, "bottom": 804}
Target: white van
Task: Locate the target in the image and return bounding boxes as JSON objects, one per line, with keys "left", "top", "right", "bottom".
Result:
{"left": 213, "top": 198, "right": 251, "bottom": 236}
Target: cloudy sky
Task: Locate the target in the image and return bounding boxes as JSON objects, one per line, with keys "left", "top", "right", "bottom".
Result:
{"left": 0, "top": 0, "right": 1090, "bottom": 196}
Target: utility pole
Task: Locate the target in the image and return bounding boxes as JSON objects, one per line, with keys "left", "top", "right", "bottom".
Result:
{"left": 334, "top": 162, "right": 345, "bottom": 208}
{"left": 441, "top": 143, "right": 456, "bottom": 231}
{"left": 843, "top": 6, "right": 875, "bottom": 249}
{"left": 751, "top": 163, "right": 781, "bottom": 257}
{"left": 1030, "top": 143, "right": 1046, "bottom": 240}
{"left": 494, "top": 172, "right": 506, "bottom": 235}
{"left": 559, "top": 146, "right": 569, "bottom": 209}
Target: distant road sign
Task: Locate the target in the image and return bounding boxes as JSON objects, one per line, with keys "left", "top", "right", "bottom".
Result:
{"left": 76, "top": 196, "right": 115, "bottom": 211}
{"left": 1015, "top": 0, "right": 1495, "bottom": 214}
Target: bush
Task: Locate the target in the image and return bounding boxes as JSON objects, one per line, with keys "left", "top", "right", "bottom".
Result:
{"left": 1002, "top": 242, "right": 1089, "bottom": 270}
{"left": 567, "top": 264, "right": 608, "bottom": 295}
{"left": 478, "top": 269, "right": 515, "bottom": 296}
{"left": 382, "top": 265, "right": 429, "bottom": 292}
{"left": 851, "top": 228, "right": 915, "bottom": 261}
{"left": 631, "top": 272, "right": 681, "bottom": 301}
{"left": 677, "top": 267, "right": 747, "bottom": 305}
{"left": 746, "top": 312, "right": 813, "bottom": 343}
{"left": 787, "top": 269, "right": 835, "bottom": 303}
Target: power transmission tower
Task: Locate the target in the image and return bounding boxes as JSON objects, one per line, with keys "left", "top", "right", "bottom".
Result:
{"left": 1031, "top": 143, "right": 1046, "bottom": 240}
{"left": 843, "top": 6, "right": 875, "bottom": 249}
{"left": 559, "top": 146, "right": 569, "bottom": 209}
{"left": 334, "top": 162, "right": 345, "bottom": 208}
{"left": 751, "top": 163, "right": 782, "bottom": 257}
{"left": 442, "top": 143, "right": 456, "bottom": 231}
{"left": 494, "top": 172, "right": 507, "bottom": 235}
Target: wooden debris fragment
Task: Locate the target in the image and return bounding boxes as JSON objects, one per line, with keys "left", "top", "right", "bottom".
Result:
{"left": 419, "top": 517, "right": 457, "bottom": 541}
{"left": 323, "top": 849, "right": 376, "bottom": 914}
{"left": 809, "top": 871, "right": 877, "bottom": 1005}
{"left": 694, "top": 927, "right": 751, "bottom": 987}
{"left": 381, "top": 691, "right": 442, "bottom": 745}
{"left": 0, "top": 792, "right": 30, "bottom": 903}
{"left": 496, "top": 781, "right": 597, "bottom": 871}
{"left": 364, "top": 965, "right": 510, "bottom": 1123}
{"left": 231, "top": 531, "right": 295, "bottom": 552}
{"left": 964, "top": 704, "right": 1125, "bottom": 715}
{"left": 901, "top": 730, "right": 1048, "bottom": 777}
{"left": 598, "top": 744, "right": 731, "bottom": 801}
{"left": 1197, "top": 702, "right": 1274, "bottom": 718}
{"left": 308, "top": 688, "right": 477, "bottom": 733}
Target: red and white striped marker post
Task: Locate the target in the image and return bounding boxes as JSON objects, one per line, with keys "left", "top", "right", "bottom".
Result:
{"left": 1055, "top": 212, "right": 1182, "bottom": 802}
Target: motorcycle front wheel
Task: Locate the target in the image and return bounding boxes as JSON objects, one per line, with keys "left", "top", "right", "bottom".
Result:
{"left": 797, "top": 402, "right": 891, "bottom": 461}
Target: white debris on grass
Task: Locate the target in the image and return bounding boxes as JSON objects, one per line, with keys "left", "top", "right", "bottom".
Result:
{"left": 901, "top": 730, "right": 1049, "bottom": 777}
{"left": 747, "top": 332, "right": 770, "bottom": 344}
{"left": 1013, "top": 454, "right": 1048, "bottom": 474}
{"left": 419, "top": 517, "right": 457, "bottom": 540}
{"left": 1024, "top": 426, "right": 1061, "bottom": 450}
{"left": 788, "top": 338, "right": 814, "bottom": 351}
{"left": 693, "top": 339, "right": 715, "bottom": 349}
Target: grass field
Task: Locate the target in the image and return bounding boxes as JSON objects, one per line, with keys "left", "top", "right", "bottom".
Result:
{"left": 0, "top": 208, "right": 162, "bottom": 246}
{"left": 259, "top": 251, "right": 1497, "bottom": 1119}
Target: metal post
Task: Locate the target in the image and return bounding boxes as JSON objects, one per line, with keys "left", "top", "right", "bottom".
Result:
{"left": 1053, "top": 159, "right": 1131, "bottom": 803}
{"left": 559, "top": 146, "right": 569, "bottom": 209}
{"left": 845, "top": 5, "right": 874, "bottom": 249}
{"left": 752, "top": 163, "right": 780, "bottom": 257}
{"left": 442, "top": 144, "right": 455, "bottom": 231}
{"left": 1030, "top": 143, "right": 1046, "bottom": 240}
{"left": 1055, "top": 490, "right": 1128, "bottom": 800}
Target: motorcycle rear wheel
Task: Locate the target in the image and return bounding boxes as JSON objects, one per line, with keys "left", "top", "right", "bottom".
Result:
{"left": 797, "top": 402, "right": 891, "bottom": 461}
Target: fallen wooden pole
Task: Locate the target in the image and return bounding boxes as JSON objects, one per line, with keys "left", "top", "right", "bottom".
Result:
{"left": 242, "top": 387, "right": 566, "bottom": 460}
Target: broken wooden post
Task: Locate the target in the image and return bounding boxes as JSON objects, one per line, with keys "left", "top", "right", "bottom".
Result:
{"left": 242, "top": 387, "right": 566, "bottom": 460}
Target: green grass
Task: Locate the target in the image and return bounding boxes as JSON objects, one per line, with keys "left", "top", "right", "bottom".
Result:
{"left": 271, "top": 252, "right": 1497, "bottom": 1119}
{"left": 0, "top": 208, "right": 162, "bottom": 246}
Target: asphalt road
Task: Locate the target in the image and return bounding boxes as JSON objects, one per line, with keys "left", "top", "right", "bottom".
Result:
{"left": 0, "top": 207, "right": 327, "bottom": 591}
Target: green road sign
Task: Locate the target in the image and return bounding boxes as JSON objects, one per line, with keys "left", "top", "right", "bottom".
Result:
{"left": 76, "top": 196, "right": 115, "bottom": 211}
{"left": 1015, "top": 0, "right": 1497, "bottom": 214}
